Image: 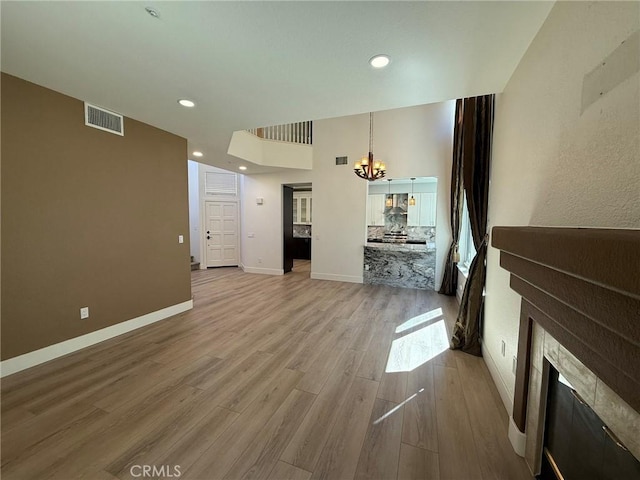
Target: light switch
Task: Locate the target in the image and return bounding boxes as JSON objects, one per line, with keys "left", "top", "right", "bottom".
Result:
{"left": 80, "top": 307, "right": 89, "bottom": 319}
{"left": 178, "top": 235, "right": 184, "bottom": 244}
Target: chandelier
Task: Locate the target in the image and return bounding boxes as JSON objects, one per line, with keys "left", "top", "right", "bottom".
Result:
{"left": 354, "top": 112, "right": 386, "bottom": 181}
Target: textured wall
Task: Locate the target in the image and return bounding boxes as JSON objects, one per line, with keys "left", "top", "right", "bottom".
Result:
{"left": 484, "top": 2, "right": 640, "bottom": 411}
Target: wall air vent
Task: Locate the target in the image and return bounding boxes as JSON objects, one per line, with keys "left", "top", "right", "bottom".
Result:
{"left": 335, "top": 156, "right": 348, "bottom": 165}
{"left": 84, "top": 103, "right": 124, "bottom": 136}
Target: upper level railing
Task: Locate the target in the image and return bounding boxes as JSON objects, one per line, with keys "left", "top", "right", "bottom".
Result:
{"left": 247, "top": 121, "right": 312, "bottom": 145}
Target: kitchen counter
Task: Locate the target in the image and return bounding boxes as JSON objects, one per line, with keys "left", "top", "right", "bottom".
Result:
{"left": 293, "top": 224, "right": 311, "bottom": 239}
{"left": 363, "top": 243, "right": 436, "bottom": 290}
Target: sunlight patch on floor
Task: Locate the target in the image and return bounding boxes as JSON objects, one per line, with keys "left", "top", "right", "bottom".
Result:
{"left": 394, "top": 308, "right": 443, "bottom": 334}
{"left": 372, "top": 389, "right": 424, "bottom": 425}
{"left": 386, "top": 319, "right": 449, "bottom": 373}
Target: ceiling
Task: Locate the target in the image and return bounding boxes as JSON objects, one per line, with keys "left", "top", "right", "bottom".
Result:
{"left": 1, "top": 1, "right": 553, "bottom": 174}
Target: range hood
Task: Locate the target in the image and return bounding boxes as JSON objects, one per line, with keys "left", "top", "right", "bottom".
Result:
{"left": 384, "top": 194, "right": 408, "bottom": 215}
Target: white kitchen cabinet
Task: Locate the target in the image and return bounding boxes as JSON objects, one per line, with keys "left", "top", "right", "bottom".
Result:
{"left": 407, "top": 193, "right": 437, "bottom": 226}
{"left": 367, "top": 194, "right": 386, "bottom": 226}
{"left": 419, "top": 192, "right": 436, "bottom": 226}
{"left": 293, "top": 192, "right": 312, "bottom": 224}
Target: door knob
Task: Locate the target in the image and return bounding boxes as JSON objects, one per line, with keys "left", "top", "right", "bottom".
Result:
{"left": 207, "top": 236, "right": 211, "bottom": 240}
{"left": 207, "top": 231, "right": 210, "bottom": 234}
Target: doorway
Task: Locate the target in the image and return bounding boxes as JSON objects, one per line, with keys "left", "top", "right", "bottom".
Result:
{"left": 283, "top": 183, "right": 312, "bottom": 275}
{"left": 283, "top": 186, "right": 294, "bottom": 274}
{"left": 204, "top": 201, "right": 238, "bottom": 267}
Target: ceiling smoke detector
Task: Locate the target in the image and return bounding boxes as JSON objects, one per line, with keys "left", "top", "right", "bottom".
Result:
{"left": 145, "top": 7, "right": 160, "bottom": 19}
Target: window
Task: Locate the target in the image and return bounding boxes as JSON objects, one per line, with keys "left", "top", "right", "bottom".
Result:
{"left": 458, "top": 195, "right": 477, "bottom": 271}
{"left": 205, "top": 171, "right": 237, "bottom": 197}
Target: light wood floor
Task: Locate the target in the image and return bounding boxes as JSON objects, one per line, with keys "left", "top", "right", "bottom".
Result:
{"left": 1, "top": 263, "right": 532, "bottom": 480}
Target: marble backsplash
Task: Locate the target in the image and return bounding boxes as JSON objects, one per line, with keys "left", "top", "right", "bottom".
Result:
{"left": 368, "top": 226, "right": 435, "bottom": 243}
{"left": 293, "top": 224, "right": 311, "bottom": 238}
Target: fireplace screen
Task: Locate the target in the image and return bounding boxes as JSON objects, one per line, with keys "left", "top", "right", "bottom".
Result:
{"left": 540, "top": 366, "right": 640, "bottom": 480}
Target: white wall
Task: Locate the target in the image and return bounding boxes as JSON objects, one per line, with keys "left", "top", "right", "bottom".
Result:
{"left": 485, "top": 1, "right": 640, "bottom": 414}
{"left": 187, "top": 160, "right": 200, "bottom": 263}
{"left": 239, "top": 101, "right": 455, "bottom": 286}
{"left": 309, "top": 113, "right": 371, "bottom": 283}
{"left": 228, "top": 130, "right": 313, "bottom": 170}
{"left": 240, "top": 170, "right": 313, "bottom": 275}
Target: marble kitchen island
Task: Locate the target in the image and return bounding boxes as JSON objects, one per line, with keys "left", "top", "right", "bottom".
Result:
{"left": 363, "top": 242, "right": 436, "bottom": 290}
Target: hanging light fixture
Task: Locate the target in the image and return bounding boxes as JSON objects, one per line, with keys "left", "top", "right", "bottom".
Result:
{"left": 354, "top": 112, "right": 387, "bottom": 181}
{"left": 385, "top": 179, "right": 393, "bottom": 207}
{"left": 409, "top": 178, "right": 416, "bottom": 206}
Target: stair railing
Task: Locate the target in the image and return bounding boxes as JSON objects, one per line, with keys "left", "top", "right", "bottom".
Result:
{"left": 247, "top": 121, "right": 312, "bottom": 145}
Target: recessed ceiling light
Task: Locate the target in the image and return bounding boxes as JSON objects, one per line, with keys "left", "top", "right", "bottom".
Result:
{"left": 192, "top": 151, "right": 203, "bottom": 157}
{"left": 239, "top": 166, "right": 247, "bottom": 171}
{"left": 178, "top": 99, "right": 195, "bottom": 108}
{"left": 369, "top": 54, "right": 390, "bottom": 69}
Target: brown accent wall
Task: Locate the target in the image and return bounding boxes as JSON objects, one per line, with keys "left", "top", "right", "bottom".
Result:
{"left": 1, "top": 73, "right": 192, "bottom": 360}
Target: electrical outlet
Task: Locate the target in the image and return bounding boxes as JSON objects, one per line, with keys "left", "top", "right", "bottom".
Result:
{"left": 501, "top": 340, "right": 506, "bottom": 357}
{"left": 178, "top": 235, "right": 184, "bottom": 244}
{"left": 258, "top": 258, "right": 262, "bottom": 264}
{"left": 80, "top": 307, "right": 89, "bottom": 319}
{"left": 365, "top": 264, "right": 370, "bottom": 271}
{"left": 512, "top": 356, "right": 518, "bottom": 374}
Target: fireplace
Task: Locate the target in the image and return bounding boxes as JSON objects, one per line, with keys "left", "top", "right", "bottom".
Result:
{"left": 491, "top": 227, "right": 640, "bottom": 477}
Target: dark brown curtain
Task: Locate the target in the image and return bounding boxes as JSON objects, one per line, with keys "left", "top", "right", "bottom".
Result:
{"left": 438, "top": 99, "right": 464, "bottom": 295}
{"left": 451, "top": 94, "right": 495, "bottom": 356}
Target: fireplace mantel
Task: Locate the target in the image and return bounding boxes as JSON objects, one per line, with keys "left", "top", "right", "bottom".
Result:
{"left": 491, "top": 227, "right": 640, "bottom": 432}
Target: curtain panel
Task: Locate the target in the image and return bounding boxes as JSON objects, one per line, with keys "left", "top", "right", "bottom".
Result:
{"left": 438, "top": 99, "right": 465, "bottom": 295}
{"left": 450, "top": 94, "right": 495, "bottom": 356}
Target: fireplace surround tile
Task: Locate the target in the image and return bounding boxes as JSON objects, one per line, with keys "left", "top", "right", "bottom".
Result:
{"left": 594, "top": 379, "right": 640, "bottom": 459}
{"left": 543, "top": 332, "right": 559, "bottom": 365}
{"left": 525, "top": 365, "right": 544, "bottom": 470}
{"left": 557, "top": 344, "right": 597, "bottom": 405}
{"left": 531, "top": 323, "right": 544, "bottom": 369}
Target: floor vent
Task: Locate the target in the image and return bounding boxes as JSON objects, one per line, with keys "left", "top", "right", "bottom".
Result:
{"left": 84, "top": 103, "right": 124, "bottom": 136}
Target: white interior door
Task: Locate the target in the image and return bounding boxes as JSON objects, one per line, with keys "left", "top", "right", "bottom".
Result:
{"left": 205, "top": 201, "right": 238, "bottom": 267}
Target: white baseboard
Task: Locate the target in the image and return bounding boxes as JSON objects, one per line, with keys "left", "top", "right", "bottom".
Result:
{"left": 242, "top": 266, "right": 284, "bottom": 275}
{"left": 482, "top": 342, "right": 525, "bottom": 456}
{"left": 0, "top": 300, "right": 193, "bottom": 378}
{"left": 310, "top": 272, "right": 363, "bottom": 284}
{"left": 482, "top": 342, "right": 514, "bottom": 416}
